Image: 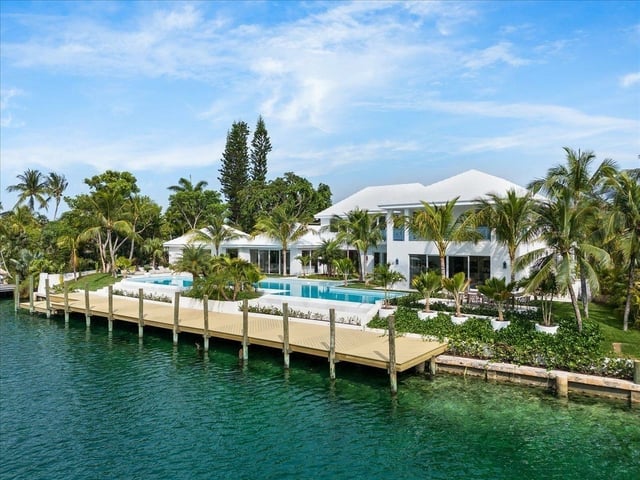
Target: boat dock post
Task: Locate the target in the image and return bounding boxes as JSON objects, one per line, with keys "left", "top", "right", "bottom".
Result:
{"left": 45, "top": 278, "right": 51, "bottom": 319}
{"left": 14, "top": 274, "right": 20, "bottom": 312}
{"left": 138, "top": 288, "right": 144, "bottom": 339}
{"left": 283, "top": 303, "right": 290, "bottom": 369}
{"left": 107, "top": 286, "right": 114, "bottom": 332}
{"left": 172, "top": 292, "right": 180, "bottom": 345}
{"left": 241, "top": 299, "right": 249, "bottom": 363}
{"left": 84, "top": 286, "right": 91, "bottom": 327}
{"left": 29, "top": 275, "right": 34, "bottom": 314}
{"left": 329, "top": 308, "right": 336, "bottom": 380}
{"left": 63, "top": 282, "right": 70, "bottom": 324}
{"left": 388, "top": 314, "right": 397, "bottom": 395}
{"left": 203, "top": 296, "right": 209, "bottom": 352}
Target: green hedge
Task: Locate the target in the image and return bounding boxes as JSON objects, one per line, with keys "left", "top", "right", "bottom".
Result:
{"left": 368, "top": 307, "right": 634, "bottom": 380}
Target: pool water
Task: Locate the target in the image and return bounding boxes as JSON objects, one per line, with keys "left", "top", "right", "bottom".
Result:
{"left": 258, "top": 278, "right": 401, "bottom": 304}
{"left": 1, "top": 301, "right": 639, "bottom": 479}
{"left": 128, "top": 275, "right": 193, "bottom": 288}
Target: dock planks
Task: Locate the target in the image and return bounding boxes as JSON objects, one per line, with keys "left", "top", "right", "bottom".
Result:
{"left": 20, "top": 291, "right": 447, "bottom": 372}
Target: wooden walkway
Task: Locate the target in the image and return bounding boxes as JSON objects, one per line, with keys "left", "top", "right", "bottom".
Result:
{"left": 19, "top": 291, "right": 447, "bottom": 373}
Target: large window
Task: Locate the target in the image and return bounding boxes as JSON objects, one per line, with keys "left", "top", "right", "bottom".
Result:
{"left": 469, "top": 256, "right": 491, "bottom": 286}
{"left": 250, "top": 249, "right": 289, "bottom": 274}
{"left": 408, "top": 254, "right": 440, "bottom": 283}
{"left": 448, "top": 256, "right": 468, "bottom": 277}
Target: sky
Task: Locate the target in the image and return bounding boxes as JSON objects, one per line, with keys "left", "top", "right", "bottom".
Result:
{"left": 1, "top": 0, "right": 639, "bottom": 216}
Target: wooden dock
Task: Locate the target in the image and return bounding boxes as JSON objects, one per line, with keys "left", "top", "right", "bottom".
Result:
{"left": 19, "top": 291, "right": 447, "bottom": 374}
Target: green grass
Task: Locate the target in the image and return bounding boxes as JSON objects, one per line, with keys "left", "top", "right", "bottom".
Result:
{"left": 553, "top": 301, "right": 640, "bottom": 358}
{"left": 59, "top": 273, "right": 119, "bottom": 292}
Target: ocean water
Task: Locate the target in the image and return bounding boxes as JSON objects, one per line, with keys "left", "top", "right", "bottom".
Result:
{"left": 1, "top": 300, "right": 639, "bottom": 480}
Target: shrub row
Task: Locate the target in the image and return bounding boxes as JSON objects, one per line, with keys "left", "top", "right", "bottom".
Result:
{"left": 368, "top": 307, "right": 634, "bottom": 380}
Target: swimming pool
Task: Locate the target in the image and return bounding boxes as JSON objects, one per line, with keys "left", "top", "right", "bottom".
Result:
{"left": 127, "top": 275, "right": 193, "bottom": 288}
{"left": 257, "top": 278, "right": 402, "bottom": 304}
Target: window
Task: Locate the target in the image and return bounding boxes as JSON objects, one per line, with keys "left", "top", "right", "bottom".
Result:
{"left": 476, "top": 226, "right": 491, "bottom": 240}
{"left": 393, "top": 227, "right": 405, "bottom": 241}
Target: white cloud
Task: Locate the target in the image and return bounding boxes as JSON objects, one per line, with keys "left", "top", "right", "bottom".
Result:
{"left": 620, "top": 72, "right": 640, "bottom": 87}
{"left": 463, "top": 42, "right": 529, "bottom": 70}
{"left": 0, "top": 88, "right": 24, "bottom": 127}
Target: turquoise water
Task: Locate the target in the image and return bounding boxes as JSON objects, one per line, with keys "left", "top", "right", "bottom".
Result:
{"left": 1, "top": 299, "right": 639, "bottom": 479}
{"left": 258, "top": 278, "right": 399, "bottom": 304}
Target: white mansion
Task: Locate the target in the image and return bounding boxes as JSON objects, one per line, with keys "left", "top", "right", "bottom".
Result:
{"left": 164, "top": 169, "right": 538, "bottom": 289}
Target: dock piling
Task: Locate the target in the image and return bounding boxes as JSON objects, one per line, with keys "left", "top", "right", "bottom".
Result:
{"left": 429, "top": 357, "right": 437, "bottom": 377}
{"left": 242, "top": 299, "right": 249, "bottom": 363}
{"left": 283, "top": 303, "right": 290, "bottom": 369}
{"left": 556, "top": 374, "right": 569, "bottom": 398}
{"left": 14, "top": 274, "right": 20, "bottom": 312}
{"left": 45, "top": 278, "right": 51, "bottom": 319}
{"left": 138, "top": 288, "right": 144, "bottom": 339}
{"left": 107, "top": 286, "right": 114, "bottom": 332}
{"left": 63, "top": 282, "right": 70, "bottom": 324}
{"left": 173, "top": 292, "right": 180, "bottom": 345}
{"left": 29, "top": 275, "right": 34, "bottom": 314}
{"left": 84, "top": 286, "right": 91, "bottom": 327}
{"left": 203, "top": 295, "right": 209, "bottom": 352}
{"left": 329, "top": 308, "right": 336, "bottom": 380}
{"left": 388, "top": 314, "right": 397, "bottom": 395}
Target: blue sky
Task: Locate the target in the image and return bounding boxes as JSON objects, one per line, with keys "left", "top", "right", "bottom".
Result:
{"left": 1, "top": 0, "right": 639, "bottom": 215}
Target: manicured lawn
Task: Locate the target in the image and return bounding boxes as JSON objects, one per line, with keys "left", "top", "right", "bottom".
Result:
{"left": 553, "top": 301, "right": 640, "bottom": 358}
{"left": 60, "top": 273, "right": 119, "bottom": 292}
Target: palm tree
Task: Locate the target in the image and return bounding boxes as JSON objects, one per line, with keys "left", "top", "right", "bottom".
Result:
{"left": 211, "top": 255, "right": 263, "bottom": 301}
{"left": 477, "top": 277, "right": 515, "bottom": 321}
{"left": 7, "top": 169, "right": 49, "bottom": 212}
{"left": 46, "top": 172, "right": 68, "bottom": 220}
{"left": 529, "top": 147, "right": 617, "bottom": 317}
{"left": 56, "top": 234, "right": 82, "bottom": 280}
{"left": 333, "top": 257, "right": 355, "bottom": 286}
{"left": 442, "top": 271, "right": 471, "bottom": 317}
{"left": 252, "top": 205, "right": 310, "bottom": 275}
{"left": 408, "top": 197, "right": 481, "bottom": 277}
{"left": 605, "top": 170, "right": 640, "bottom": 330}
{"left": 295, "top": 253, "right": 313, "bottom": 277}
{"left": 172, "top": 244, "right": 211, "bottom": 278}
{"left": 315, "top": 238, "right": 343, "bottom": 276}
{"left": 371, "top": 263, "right": 406, "bottom": 307}
{"left": 142, "top": 237, "right": 166, "bottom": 270}
{"left": 475, "top": 189, "right": 537, "bottom": 283}
{"left": 191, "top": 210, "right": 240, "bottom": 256}
{"left": 78, "top": 189, "right": 136, "bottom": 275}
{"left": 167, "top": 176, "right": 208, "bottom": 193}
{"left": 412, "top": 270, "right": 442, "bottom": 313}
{"left": 516, "top": 191, "right": 610, "bottom": 331}
{"left": 333, "top": 208, "right": 384, "bottom": 281}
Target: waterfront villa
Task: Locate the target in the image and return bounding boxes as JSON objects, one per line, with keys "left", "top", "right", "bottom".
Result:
{"left": 164, "top": 169, "right": 539, "bottom": 289}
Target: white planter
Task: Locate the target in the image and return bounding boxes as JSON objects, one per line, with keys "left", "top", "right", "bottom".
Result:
{"left": 535, "top": 323, "right": 559, "bottom": 334}
{"left": 451, "top": 315, "right": 468, "bottom": 325}
{"left": 490, "top": 319, "right": 511, "bottom": 331}
{"left": 378, "top": 307, "right": 396, "bottom": 318}
{"left": 418, "top": 311, "right": 438, "bottom": 320}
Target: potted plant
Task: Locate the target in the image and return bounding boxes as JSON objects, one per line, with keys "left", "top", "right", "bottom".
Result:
{"left": 442, "top": 272, "right": 471, "bottom": 324}
{"left": 412, "top": 270, "right": 442, "bottom": 319}
{"left": 372, "top": 263, "right": 406, "bottom": 317}
{"left": 477, "top": 277, "right": 515, "bottom": 330}
{"left": 524, "top": 268, "right": 560, "bottom": 334}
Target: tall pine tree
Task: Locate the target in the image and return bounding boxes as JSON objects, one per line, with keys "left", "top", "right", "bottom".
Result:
{"left": 250, "top": 115, "right": 271, "bottom": 183}
{"left": 218, "top": 121, "right": 250, "bottom": 228}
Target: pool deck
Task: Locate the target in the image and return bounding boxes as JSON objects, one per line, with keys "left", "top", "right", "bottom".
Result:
{"left": 20, "top": 292, "right": 447, "bottom": 373}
